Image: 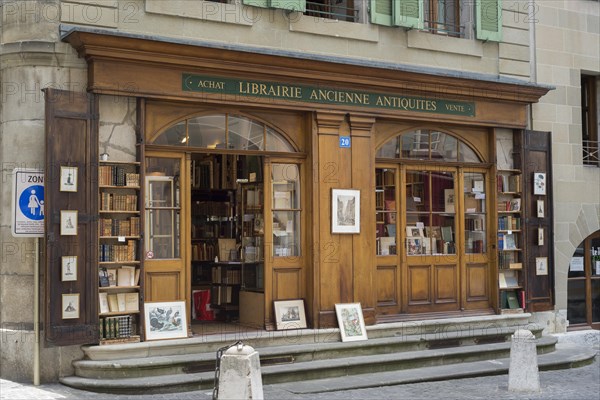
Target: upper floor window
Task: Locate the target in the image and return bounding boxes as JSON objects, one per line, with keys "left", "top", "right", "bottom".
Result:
{"left": 582, "top": 74, "right": 599, "bottom": 167}
{"left": 305, "top": 0, "right": 360, "bottom": 22}
{"left": 369, "top": 0, "right": 501, "bottom": 42}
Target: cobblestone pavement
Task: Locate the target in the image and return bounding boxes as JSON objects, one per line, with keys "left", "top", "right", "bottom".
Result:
{"left": 1, "top": 354, "right": 598, "bottom": 400}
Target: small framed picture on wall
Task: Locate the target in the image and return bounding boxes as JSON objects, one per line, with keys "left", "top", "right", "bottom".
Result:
{"left": 537, "top": 200, "right": 545, "bottom": 218}
{"left": 61, "top": 256, "right": 77, "bottom": 282}
{"left": 60, "top": 210, "right": 78, "bottom": 236}
{"left": 59, "top": 166, "right": 78, "bottom": 192}
{"left": 534, "top": 172, "right": 546, "bottom": 195}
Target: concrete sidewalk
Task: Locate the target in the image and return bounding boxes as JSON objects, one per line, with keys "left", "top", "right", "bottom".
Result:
{"left": 1, "top": 331, "right": 598, "bottom": 400}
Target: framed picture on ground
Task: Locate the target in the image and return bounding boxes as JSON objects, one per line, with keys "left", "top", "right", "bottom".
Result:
{"left": 331, "top": 189, "right": 360, "bottom": 234}
{"left": 144, "top": 301, "right": 187, "bottom": 341}
{"left": 273, "top": 299, "right": 307, "bottom": 330}
{"left": 335, "top": 303, "right": 367, "bottom": 342}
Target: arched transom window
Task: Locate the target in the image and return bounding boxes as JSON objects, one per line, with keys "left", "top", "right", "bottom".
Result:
{"left": 377, "top": 129, "right": 481, "bottom": 163}
{"left": 151, "top": 114, "right": 295, "bottom": 152}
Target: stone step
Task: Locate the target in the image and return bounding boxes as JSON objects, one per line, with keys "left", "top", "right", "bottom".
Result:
{"left": 72, "top": 325, "right": 544, "bottom": 379}
{"left": 60, "top": 335, "right": 563, "bottom": 394}
{"left": 274, "top": 342, "right": 598, "bottom": 394}
{"left": 82, "top": 313, "right": 535, "bottom": 361}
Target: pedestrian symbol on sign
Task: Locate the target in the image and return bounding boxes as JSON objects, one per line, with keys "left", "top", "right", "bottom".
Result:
{"left": 19, "top": 185, "right": 44, "bottom": 221}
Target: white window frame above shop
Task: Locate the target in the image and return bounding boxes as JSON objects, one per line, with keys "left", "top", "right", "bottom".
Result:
{"left": 369, "top": 0, "right": 502, "bottom": 41}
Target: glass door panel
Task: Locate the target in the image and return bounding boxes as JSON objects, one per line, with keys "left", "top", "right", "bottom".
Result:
{"left": 271, "top": 164, "right": 301, "bottom": 257}
{"left": 376, "top": 168, "right": 397, "bottom": 256}
{"left": 464, "top": 172, "right": 487, "bottom": 254}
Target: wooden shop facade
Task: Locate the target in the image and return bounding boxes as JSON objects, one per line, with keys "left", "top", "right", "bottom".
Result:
{"left": 43, "top": 29, "right": 554, "bottom": 346}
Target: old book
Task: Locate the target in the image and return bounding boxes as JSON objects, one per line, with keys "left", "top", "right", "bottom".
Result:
{"left": 117, "top": 293, "right": 127, "bottom": 312}
{"left": 99, "top": 292, "right": 109, "bottom": 314}
{"left": 107, "top": 294, "right": 119, "bottom": 312}
{"left": 118, "top": 266, "right": 135, "bottom": 287}
{"left": 124, "top": 293, "right": 139, "bottom": 312}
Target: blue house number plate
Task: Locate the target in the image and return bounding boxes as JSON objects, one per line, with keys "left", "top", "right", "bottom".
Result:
{"left": 339, "top": 136, "right": 351, "bottom": 148}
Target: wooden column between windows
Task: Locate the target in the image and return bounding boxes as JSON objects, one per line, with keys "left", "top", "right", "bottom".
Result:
{"left": 349, "top": 115, "right": 376, "bottom": 324}
{"left": 314, "top": 111, "right": 349, "bottom": 328}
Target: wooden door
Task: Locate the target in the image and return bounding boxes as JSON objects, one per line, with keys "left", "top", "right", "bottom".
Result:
{"left": 44, "top": 88, "right": 99, "bottom": 346}
{"left": 143, "top": 152, "right": 188, "bottom": 304}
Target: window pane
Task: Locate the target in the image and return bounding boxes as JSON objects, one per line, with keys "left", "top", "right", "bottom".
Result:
{"left": 272, "top": 211, "right": 300, "bottom": 257}
{"left": 569, "top": 242, "right": 586, "bottom": 278}
{"left": 464, "top": 172, "right": 486, "bottom": 254}
{"left": 376, "top": 137, "right": 400, "bottom": 158}
{"left": 271, "top": 163, "right": 301, "bottom": 257}
{"left": 146, "top": 209, "right": 178, "bottom": 258}
{"left": 402, "top": 130, "right": 430, "bottom": 159}
{"left": 376, "top": 168, "right": 396, "bottom": 256}
{"left": 153, "top": 121, "right": 186, "bottom": 145}
{"left": 431, "top": 171, "right": 454, "bottom": 213}
{"left": 567, "top": 279, "right": 587, "bottom": 324}
{"left": 228, "top": 116, "right": 264, "bottom": 150}
{"left": 266, "top": 127, "right": 295, "bottom": 152}
{"left": 459, "top": 141, "right": 481, "bottom": 162}
{"left": 591, "top": 238, "right": 600, "bottom": 276}
{"left": 436, "top": 133, "right": 458, "bottom": 161}
{"left": 188, "top": 115, "right": 226, "bottom": 148}
{"left": 406, "top": 171, "right": 428, "bottom": 213}
{"left": 593, "top": 279, "right": 600, "bottom": 322}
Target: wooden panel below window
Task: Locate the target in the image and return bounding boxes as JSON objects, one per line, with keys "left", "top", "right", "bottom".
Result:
{"left": 408, "top": 265, "right": 431, "bottom": 305}
{"left": 273, "top": 268, "right": 301, "bottom": 300}
{"left": 434, "top": 264, "right": 458, "bottom": 304}
{"left": 376, "top": 265, "right": 398, "bottom": 306}
{"left": 145, "top": 272, "right": 181, "bottom": 301}
{"left": 465, "top": 263, "right": 489, "bottom": 303}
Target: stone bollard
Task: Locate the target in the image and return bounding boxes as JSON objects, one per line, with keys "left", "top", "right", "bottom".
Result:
{"left": 508, "top": 329, "right": 540, "bottom": 392}
{"left": 217, "top": 343, "right": 264, "bottom": 400}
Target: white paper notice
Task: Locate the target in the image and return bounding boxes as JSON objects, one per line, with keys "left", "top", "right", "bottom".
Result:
{"left": 570, "top": 257, "right": 584, "bottom": 272}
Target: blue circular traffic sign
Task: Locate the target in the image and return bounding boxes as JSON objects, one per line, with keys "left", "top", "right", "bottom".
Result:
{"left": 18, "top": 185, "right": 44, "bottom": 220}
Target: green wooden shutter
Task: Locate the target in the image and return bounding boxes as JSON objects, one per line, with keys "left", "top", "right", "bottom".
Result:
{"left": 370, "top": 0, "right": 393, "bottom": 26}
{"left": 242, "top": 0, "right": 269, "bottom": 8}
{"left": 270, "top": 0, "right": 306, "bottom": 12}
{"left": 393, "top": 0, "right": 423, "bottom": 29}
{"left": 476, "top": 0, "right": 502, "bottom": 41}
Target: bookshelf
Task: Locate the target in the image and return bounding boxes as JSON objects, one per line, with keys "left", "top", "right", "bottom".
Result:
{"left": 98, "top": 160, "right": 142, "bottom": 344}
{"left": 496, "top": 167, "right": 524, "bottom": 313}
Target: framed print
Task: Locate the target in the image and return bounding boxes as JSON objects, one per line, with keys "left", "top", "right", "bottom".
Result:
{"left": 144, "top": 301, "right": 187, "bottom": 341}
{"left": 59, "top": 166, "right": 78, "bottom": 192}
{"left": 331, "top": 189, "right": 360, "bottom": 234}
{"left": 335, "top": 303, "right": 367, "bottom": 342}
{"left": 534, "top": 172, "right": 546, "bottom": 195}
{"left": 536, "top": 257, "right": 548, "bottom": 276}
{"left": 406, "top": 238, "right": 423, "bottom": 255}
{"left": 537, "top": 200, "right": 545, "bottom": 218}
{"left": 406, "top": 226, "right": 423, "bottom": 237}
{"left": 62, "top": 293, "right": 80, "bottom": 319}
{"left": 61, "top": 256, "right": 77, "bottom": 281}
{"left": 538, "top": 227, "right": 544, "bottom": 246}
{"left": 60, "top": 210, "right": 77, "bottom": 236}
{"left": 273, "top": 299, "right": 307, "bottom": 330}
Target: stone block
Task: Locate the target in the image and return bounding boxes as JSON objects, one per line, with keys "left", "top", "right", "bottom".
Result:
{"left": 0, "top": 275, "right": 34, "bottom": 324}
{"left": 1, "top": 0, "right": 60, "bottom": 43}
{"left": 536, "top": 26, "right": 565, "bottom": 51}
{"left": 499, "top": 43, "right": 530, "bottom": 62}
{"left": 218, "top": 343, "right": 264, "bottom": 400}
{"left": 508, "top": 329, "right": 540, "bottom": 392}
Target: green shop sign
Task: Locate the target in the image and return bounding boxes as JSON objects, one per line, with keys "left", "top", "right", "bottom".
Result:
{"left": 182, "top": 74, "right": 475, "bottom": 117}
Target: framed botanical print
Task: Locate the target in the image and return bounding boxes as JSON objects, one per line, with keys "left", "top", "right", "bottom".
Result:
{"left": 534, "top": 172, "right": 546, "bottom": 195}
{"left": 335, "top": 303, "right": 367, "bottom": 342}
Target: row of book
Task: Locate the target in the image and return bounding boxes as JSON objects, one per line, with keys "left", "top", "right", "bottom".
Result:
{"left": 99, "top": 165, "right": 139, "bottom": 187}
{"left": 497, "top": 198, "right": 521, "bottom": 212}
{"left": 465, "top": 217, "right": 484, "bottom": 231}
{"left": 99, "top": 292, "right": 139, "bottom": 314}
{"left": 99, "top": 315, "right": 135, "bottom": 340}
{"left": 211, "top": 285, "right": 237, "bottom": 306}
{"left": 191, "top": 241, "right": 217, "bottom": 261}
{"left": 498, "top": 252, "right": 522, "bottom": 270}
{"left": 498, "top": 233, "right": 518, "bottom": 250}
{"left": 100, "top": 217, "right": 140, "bottom": 237}
{"left": 192, "top": 200, "right": 231, "bottom": 217}
{"left": 100, "top": 193, "right": 138, "bottom": 211}
{"left": 498, "top": 215, "right": 521, "bottom": 230}
{"left": 212, "top": 266, "right": 241, "bottom": 284}
{"left": 99, "top": 266, "right": 140, "bottom": 287}
{"left": 496, "top": 174, "right": 521, "bottom": 193}
{"left": 500, "top": 289, "right": 525, "bottom": 310}
{"left": 99, "top": 241, "right": 137, "bottom": 262}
